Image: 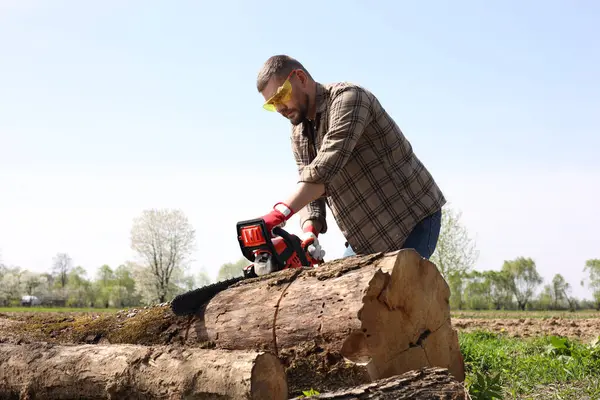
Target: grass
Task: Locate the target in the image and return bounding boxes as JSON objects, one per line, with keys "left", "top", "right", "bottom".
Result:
{"left": 461, "top": 330, "right": 600, "bottom": 399}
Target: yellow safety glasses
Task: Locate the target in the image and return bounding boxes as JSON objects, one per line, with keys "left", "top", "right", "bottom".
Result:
{"left": 263, "top": 70, "right": 296, "bottom": 111}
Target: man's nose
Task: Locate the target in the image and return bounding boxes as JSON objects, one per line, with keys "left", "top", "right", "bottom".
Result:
{"left": 275, "top": 103, "right": 287, "bottom": 114}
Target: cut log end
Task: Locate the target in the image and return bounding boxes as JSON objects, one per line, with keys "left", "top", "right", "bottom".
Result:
{"left": 340, "top": 249, "right": 465, "bottom": 382}
{"left": 251, "top": 352, "right": 288, "bottom": 400}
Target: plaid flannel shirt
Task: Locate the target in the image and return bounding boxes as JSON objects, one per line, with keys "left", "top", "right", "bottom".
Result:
{"left": 292, "top": 81, "right": 446, "bottom": 255}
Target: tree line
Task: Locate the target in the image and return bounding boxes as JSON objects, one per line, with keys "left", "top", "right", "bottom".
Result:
{"left": 0, "top": 209, "right": 213, "bottom": 308}
{"left": 1, "top": 206, "right": 599, "bottom": 311}
{"left": 431, "top": 207, "right": 600, "bottom": 311}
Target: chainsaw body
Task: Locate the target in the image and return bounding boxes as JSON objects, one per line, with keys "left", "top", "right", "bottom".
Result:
{"left": 170, "top": 218, "right": 316, "bottom": 317}
{"left": 236, "top": 218, "right": 315, "bottom": 278}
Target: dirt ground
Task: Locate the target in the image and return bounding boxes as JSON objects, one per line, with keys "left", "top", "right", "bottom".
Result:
{"left": 0, "top": 315, "right": 22, "bottom": 343}
{"left": 452, "top": 315, "right": 600, "bottom": 342}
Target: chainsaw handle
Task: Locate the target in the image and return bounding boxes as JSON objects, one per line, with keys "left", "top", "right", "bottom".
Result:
{"left": 236, "top": 218, "right": 275, "bottom": 262}
{"left": 272, "top": 226, "right": 311, "bottom": 267}
{"left": 237, "top": 219, "right": 312, "bottom": 268}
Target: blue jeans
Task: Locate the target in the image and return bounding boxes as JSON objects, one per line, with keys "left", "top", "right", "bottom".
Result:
{"left": 343, "top": 209, "right": 442, "bottom": 259}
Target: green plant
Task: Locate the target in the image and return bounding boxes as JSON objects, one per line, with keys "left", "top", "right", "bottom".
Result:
{"left": 459, "top": 330, "right": 600, "bottom": 398}
{"left": 296, "top": 388, "right": 320, "bottom": 398}
{"left": 544, "top": 335, "right": 573, "bottom": 357}
{"left": 468, "top": 370, "right": 503, "bottom": 399}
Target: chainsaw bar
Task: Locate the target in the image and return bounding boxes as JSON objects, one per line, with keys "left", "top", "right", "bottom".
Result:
{"left": 170, "top": 275, "right": 246, "bottom": 316}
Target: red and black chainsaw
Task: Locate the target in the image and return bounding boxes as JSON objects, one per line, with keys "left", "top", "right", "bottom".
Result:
{"left": 170, "top": 218, "right": 318, "bottom": 316}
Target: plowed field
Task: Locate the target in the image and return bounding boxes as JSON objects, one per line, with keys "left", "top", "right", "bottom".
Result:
{"left": 452, "top": 310, "right": 600, "bottom": 342}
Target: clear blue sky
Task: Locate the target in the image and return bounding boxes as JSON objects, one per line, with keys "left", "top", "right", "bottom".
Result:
{"left": 1, "top": 1, "right": 598, "bottom": 298}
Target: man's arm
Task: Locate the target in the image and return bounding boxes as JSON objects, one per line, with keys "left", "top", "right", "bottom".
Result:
{"left": 260, "top": 86, "right": 372, "bottom": 234}
{"left": 285, "top": 87, "right": 372, "bottom": 213}
{"left": 291, "top": 137, "right": 328, "bottom": 234}
{"left": 283, "top": 182, "right": 325, "bottom": 220}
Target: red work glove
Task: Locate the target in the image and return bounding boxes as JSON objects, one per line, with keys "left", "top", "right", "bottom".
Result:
{"left": 300, "top": 224, "right": 325, "bottom": 262}
{"left": 262, "top": 202, "right": 295, "bottom": 235}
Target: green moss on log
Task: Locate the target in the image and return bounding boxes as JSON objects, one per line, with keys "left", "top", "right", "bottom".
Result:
{"left": 8, "top": 305, "right": 189, "bottom": 345}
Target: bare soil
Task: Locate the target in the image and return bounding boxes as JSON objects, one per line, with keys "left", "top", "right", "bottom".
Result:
{"left": 452, "top": 316, "right": 600, "bottom": 341}
{"left": 0, "top": 315, "right": 21, "bottom": 344}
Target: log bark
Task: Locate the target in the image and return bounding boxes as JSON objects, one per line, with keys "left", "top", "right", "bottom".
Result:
{"left": 306, "top": 367, "right": 467, "bottom": 399}
{"left": 192, "top": 249, "right": 464, "bottom": 393}
{"left": 0, "top": 342, "right": 287, "bottom": 400}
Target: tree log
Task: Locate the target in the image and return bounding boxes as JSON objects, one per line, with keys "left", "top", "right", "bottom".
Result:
{"left": 306, "top": 367, "right": 467, "bottom": 399}
{"left": 0, "top": 342, "right": 287, "bottom": 400}
{"left": 193, "top": 249, "right": 464, "bottom": 393}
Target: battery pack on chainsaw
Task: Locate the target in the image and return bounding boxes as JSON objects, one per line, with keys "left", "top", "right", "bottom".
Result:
{"left": 236, "top": 218, "right": 314, "bottom": 278}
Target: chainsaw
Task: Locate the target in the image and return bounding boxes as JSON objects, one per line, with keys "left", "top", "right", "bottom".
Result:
{"left": 170, "top": 218, "right": 318, "bottom": 316}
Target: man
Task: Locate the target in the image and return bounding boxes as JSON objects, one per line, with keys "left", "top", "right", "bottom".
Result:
{"left": 252, "top": 55, "right": 445, "bottom": 262}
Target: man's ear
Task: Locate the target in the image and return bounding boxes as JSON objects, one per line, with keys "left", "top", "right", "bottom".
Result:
{"left": 296, "top": 69, "right": 309, "bottom": 86}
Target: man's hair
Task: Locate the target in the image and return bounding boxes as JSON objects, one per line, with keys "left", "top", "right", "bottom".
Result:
{"left": 256, "top": 55, "right": 313, "bottom": 92}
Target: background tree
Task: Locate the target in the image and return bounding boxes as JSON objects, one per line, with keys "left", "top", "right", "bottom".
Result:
{"left": 0, "top": 266, "right": 22, "bottom": 306}
{"left": 583, "top": 259, "right": 600, "bottom": 310}
{"left": 112, "top": 264, "right": 139, "bottom": 307}
{"left": 551, "top": 274, "right": 566, "bottom": 309}
{"left": 98, "top": 264, "right": 114, "bottom": 286}
{"left": 501, "top": 257, "right": 543, "bottom": 310}
{"left": 196, "top": 267, "right": 212, "bottom": 287}
{"left": 34, "top": 273, "right": 54, "bottom": 303}
{"left": 130, "top": 208, "right": 196, "bottom": 303}
{"left": 462, "top": 271, "right": 491, "bottom": 310}
{"left": 538, "top": 285, "right": 554, "bottom": 310}
{"left": 19, "top": 270, "right": 41, "bottom": 296}
{"left": 447, "top": 271, "right": 467, "bottom": 310}
{"left": 217, "top": 257, "right": 249, "bottom": 281}
{"left": 52, "top": 252, "right": 73, "bottom": 290}
{"left": 95, "top": 264, "right": 115, "bottom": 307}
{"left": 484, "top": 270, "right": 513, "bottom": 310}
{"left": 430, "top": 206, "right": 479, "bottom": 279}
{"left": 430, "top": 205, "right": 479, "bottom": 308}
{"left": 66, "top": 266, "right": 90, "bottom": 307}
{"left": 547, "top": 273, "right": 575, "bottom": 311}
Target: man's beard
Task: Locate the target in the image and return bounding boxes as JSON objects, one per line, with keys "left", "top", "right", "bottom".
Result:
{"left": 289, "top": 94, "right": 309, "bottom": 126}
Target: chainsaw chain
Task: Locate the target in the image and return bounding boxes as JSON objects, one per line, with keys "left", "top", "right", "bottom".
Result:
{"left": 170, "top": 275, "right": 246, "bottom": 316}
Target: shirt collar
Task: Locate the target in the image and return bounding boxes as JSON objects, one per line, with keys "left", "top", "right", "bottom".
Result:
{"left": 314, "top": 82, "right": 327, "bottom": 116}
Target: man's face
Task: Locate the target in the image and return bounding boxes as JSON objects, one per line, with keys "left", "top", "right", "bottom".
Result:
{"left": 261, "top": 70, "right": 309, "bottom": 126}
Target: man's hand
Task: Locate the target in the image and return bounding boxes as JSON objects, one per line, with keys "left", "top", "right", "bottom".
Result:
{"left": 300, "top": 224, "right": 325, "bottom": 262}
{"left": 261, "top": 202, "right": 295, "bottom": 235}
{"left": 261, "top": 180, "right": 324, "bottom": 236}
